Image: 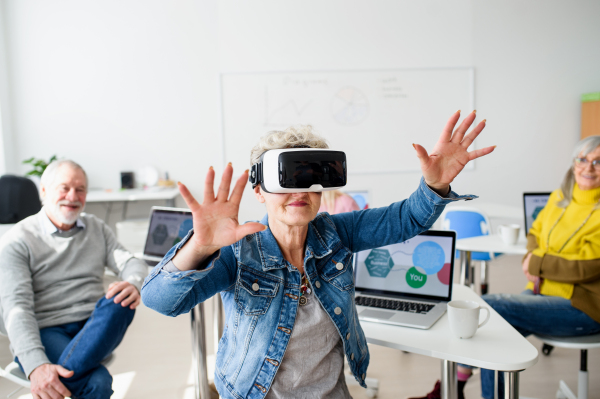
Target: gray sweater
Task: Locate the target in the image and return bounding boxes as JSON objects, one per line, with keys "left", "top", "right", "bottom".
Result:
{"left": 0, "top": 210, "right": 148, "bottom": 377}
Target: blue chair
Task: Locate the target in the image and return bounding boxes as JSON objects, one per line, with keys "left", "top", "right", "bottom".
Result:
{"left": 441, "top": 207, "right": 501, "bottom": 294}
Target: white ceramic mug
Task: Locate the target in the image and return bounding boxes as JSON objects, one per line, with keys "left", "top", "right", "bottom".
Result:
{"left": 447, "top": 300, "right": 490, "bottom": 339}
{"left": 497, "top": 224, "right": 520, "bottom": 245}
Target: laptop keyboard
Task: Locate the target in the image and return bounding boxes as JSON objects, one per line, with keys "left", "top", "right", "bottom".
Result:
{"left": 355, "top": 296, "right": 435, "bottom": 314}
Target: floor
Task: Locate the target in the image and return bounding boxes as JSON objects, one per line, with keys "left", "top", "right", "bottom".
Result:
{"left": 1, "top": 255, "right": 599, "bottom": 398}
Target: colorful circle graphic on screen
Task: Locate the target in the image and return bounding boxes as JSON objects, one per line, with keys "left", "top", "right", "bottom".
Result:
{"left": 412, "top": 241, "right": 445, "bottom": 275}
{"left": 406, "top": 266, "right": 427, "bottom": 288}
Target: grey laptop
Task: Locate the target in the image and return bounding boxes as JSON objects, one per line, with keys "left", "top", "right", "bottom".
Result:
{"left": 354, "top": 230, "right": 456, "bottom": 329}
{"left": 140, "top": 207, "right": 193, "bottom": 266}
{"left": 523, "top": 192, "right": 551, "bottom": 234}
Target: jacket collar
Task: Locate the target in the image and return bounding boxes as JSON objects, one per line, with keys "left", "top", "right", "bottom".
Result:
{"left": 256, "top": 214, "right": 333, "bottom": 272}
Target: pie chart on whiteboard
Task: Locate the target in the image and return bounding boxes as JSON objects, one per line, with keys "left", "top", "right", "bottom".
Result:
{"left": 330, "top": 87, "right": 369, "bottom": 125}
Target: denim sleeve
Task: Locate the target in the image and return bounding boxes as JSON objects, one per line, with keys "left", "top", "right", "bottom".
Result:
{"left": 330, "top": 177, "right": 476, "bottom": 253}
{"left": 141, "top": 229, "right": 237, "bottom": 317}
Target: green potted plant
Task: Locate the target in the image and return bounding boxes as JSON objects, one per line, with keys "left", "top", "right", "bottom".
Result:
{"left": 22, "top": 155, "right": 58, "bottom": 177}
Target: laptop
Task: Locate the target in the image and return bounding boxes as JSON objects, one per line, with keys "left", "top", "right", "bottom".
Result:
{"left": 522, "top": 192, "right": 551, "bottom": 234}
{"left": 353, "top": 230, "right": 456, "bottom": 329}
{"left": 139, "top": 206, "right": 193, "bottom": 266}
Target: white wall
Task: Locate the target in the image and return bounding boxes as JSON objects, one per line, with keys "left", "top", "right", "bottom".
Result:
{"left": 2, "top": 0, "right": 600, "bottom": 225}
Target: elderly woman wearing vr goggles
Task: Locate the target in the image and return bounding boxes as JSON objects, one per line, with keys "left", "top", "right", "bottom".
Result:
{"left": 142, "top": 110, "right": 494, "bottom": 399}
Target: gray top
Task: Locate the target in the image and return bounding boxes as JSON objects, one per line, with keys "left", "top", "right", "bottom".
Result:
{"left": 266, "top": 281, "right": 352, "bottom": 399}
{"left": 0, "top": 210, "right": 148, "bottom": 377}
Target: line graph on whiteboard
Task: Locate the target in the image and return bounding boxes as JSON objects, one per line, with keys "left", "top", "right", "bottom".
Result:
{"left": 263, "top": 84, "right": 370, "bottom": 127}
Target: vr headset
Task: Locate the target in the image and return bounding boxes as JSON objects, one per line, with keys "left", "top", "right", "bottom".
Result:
{"left": 249, "top": 148, "right": 347, "bottom": 193}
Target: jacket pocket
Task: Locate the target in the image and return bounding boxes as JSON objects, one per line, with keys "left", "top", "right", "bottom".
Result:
{"left": 318, "top": 248, "right": 354, "bottom": 291}
{"left": 234, "top": 268, "right": 280, "bottom": 316}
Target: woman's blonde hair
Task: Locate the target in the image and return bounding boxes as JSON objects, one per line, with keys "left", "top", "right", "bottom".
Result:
{"left": 321, "top": 190, "right": 344, "bottom": 212}
{"left": 250, "top": 125, "right": 329, "bottom": 166}
{"left": 558, "top": 135, "right": 600, "bottom": 208}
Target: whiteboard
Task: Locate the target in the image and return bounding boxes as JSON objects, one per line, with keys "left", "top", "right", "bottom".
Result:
{"left": 220, "top": 68, "right": 474, "bottom": 174}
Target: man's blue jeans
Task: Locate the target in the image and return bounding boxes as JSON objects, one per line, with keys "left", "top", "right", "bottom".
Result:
{"left": 475, "top": 290, "right": 600, "bottom": 399}
{"left": 17, "top": 297, "right": 135, "bottom": 399}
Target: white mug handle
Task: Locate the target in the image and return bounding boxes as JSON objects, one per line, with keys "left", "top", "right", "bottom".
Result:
{"left": 497, "top": 225, "right": 504, "bottom": 235}
{"left": 479, "top": 307, "right": 491, "bottom": 328}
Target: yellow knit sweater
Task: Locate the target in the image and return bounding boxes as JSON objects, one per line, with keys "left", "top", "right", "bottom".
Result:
{"left": 526, "top": 184, "right": 600, "bottom": 322}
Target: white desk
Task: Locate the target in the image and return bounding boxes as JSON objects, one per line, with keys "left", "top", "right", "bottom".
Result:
{"left": 361, "top": 284, "right": 538, "bottom": 399}
{"left": 455, "top": 235, "right": 527, "bottom": 294}
{"left": 86, "top": 188, "right": 180, "bottom": 221}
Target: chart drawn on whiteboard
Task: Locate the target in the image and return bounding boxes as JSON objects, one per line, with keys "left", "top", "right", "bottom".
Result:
{"left": 331, "top": 87, "right": 369, "bottom": 125}
{"left": 221, "top": 68, "right": 475, "bottom": 174}
{"left": 264, "top": 86, "right": 314, "bottom": 127}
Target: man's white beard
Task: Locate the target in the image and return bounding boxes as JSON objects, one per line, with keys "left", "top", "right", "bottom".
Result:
{"left": 45, "top": 200, "right": 84, "bottom": 226}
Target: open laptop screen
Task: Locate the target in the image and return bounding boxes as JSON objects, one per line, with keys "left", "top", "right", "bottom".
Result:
{"left": 143, "top": 207, "right": 193, "bottom": 257}
{"left": 354, "top": 230, "right": 455, "bottom": 302}
{"left": 523, "top": 192, "right": 551, "bottom": 234}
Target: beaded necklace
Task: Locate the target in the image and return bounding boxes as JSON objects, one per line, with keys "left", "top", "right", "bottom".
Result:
{"left": 299, "top": 273, "right": 312, "bottom": 306}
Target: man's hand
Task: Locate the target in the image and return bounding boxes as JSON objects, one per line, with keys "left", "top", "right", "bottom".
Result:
{"left": 30, "top": 363, "right": 73, "bottom": 399}
{"left": 106, "top": 281, "right": 141, "bottom": 309}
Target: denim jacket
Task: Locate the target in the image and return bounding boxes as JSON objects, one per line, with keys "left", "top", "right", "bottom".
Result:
{"left": 141, "top": 178, "right": 475, "bottom": 399}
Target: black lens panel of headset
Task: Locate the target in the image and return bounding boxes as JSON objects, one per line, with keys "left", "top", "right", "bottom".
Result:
{"left": 278, "top": 150, "right": 346, "bottom": 189}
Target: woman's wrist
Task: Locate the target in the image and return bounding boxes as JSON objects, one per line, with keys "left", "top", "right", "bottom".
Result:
{"left": 425, "top": 181, "right": 451, "bottom": 197}
{"left": 172, "top": 239, "right": 219, "bottom": 271}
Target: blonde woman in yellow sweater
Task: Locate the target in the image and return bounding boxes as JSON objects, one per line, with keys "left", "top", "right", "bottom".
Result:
{"left": 416, "top": 136, "right": 600, "bottom": 399}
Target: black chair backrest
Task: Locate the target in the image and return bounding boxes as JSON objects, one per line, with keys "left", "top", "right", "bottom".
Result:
{"left": 0, "top": 175, "right": 42, "bottom": 224}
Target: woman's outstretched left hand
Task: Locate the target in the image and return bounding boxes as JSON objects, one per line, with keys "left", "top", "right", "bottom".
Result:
{"left": 413, "top": 111, "right": 495, "bottom": 195}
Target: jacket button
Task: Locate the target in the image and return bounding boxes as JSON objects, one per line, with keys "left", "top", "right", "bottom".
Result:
{"left": 351, "top": 353, "right": 354, "bottom": 360}
{"left": 315, "top": 281, "right": 321, "bottom": 289}
{"left": 346, "top": 332, "right": 350, "bottom": 340}
{"left": 334, "top": 307, "right": 342, "bottom": 315}
{"left": 336, "top": 262, "right": 343, "bottom": 270}
{"left": 252, "top": 283, "right": 259, "bottom": 291}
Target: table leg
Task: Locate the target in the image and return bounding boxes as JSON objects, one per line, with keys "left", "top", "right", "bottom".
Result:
{"left": 481, "top": 261, "right": 489, "bottom": 295}
{"left": 121, "top": 201, "right": 128, "bottom": 221}
{"left": 459, "top": 251, "right": 466, "bottom": 286}
{"left": 503, "top": 371, "right": 519, "bottom": 399}
{"left": 191, "top": 304, "right": 211, "bottom": 399}
{"left": 104, "top": 202, "right": 113, "bottom": 222}
{"left": 440, "top": 360, "right": 457, "bottom": 399}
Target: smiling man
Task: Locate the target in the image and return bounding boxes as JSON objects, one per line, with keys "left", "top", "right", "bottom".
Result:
{"left": 0, "top": 160, "right": 148, "bottom": 399}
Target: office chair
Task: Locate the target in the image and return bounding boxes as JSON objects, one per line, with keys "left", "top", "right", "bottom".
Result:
{"left": 0, "top": 175, "right": 42, "bottom": 224}
{"left": 441, "top": 207, "right": 501, "bottom": 294}
{"left": 533, "top": 333, "right": 600, "bottom": 399}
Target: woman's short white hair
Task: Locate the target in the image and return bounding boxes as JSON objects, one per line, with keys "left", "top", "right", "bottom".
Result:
{"left": 40, "top": 160, "right": 88, "bottom": 190}
{"left": 250, "top": 125, "right": 329, "bottom": 166}
{"left": 558, "top": 135, "right": 600, "bottom": 207}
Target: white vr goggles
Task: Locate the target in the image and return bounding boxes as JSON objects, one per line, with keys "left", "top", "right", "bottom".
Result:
{"left": 249, "top": 148, "right": 347, "bottom": 193}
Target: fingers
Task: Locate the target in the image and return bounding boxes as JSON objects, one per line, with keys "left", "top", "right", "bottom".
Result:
{"left": 467, "top": 145, "right": 496, "bottom": 161}
{"left": 438, "top": 110, "right": 462, "bottom": 142}
{"left": 451, "top": 111, "right": 477, "bottom": 143}
{"left": 412, "top": 143, "right": 430, "bottom": 167}
{"left": 56, "top": 366, "right": 74, "bottom": 379}
{"left": 216, "top": 163, "right": 234, "bottom": 201}
{"left": 113, "top": 286, "right": 135, "bottom": 305}
{"left": 130, "top": 295, "right": 142, "bottom": 309}
{"left": 105, "top": 281, "right": 129, "bottom": 299}
{"left": 235, "top": 222, "right": 268, "bottom": 241}
{"left": 203, "top": 166, "right": 216, "bottom": 203}
{"left": 229, "top": 170, "right": 250, "bottom": 204}
{"left": 460, "top": 119, "right": 486, "bottom": 148}
{"left": 120, "top": 288, "right": 140, "bottom": 308}
{"left": 178, "top": 181, "right": 202, "bottom": 210}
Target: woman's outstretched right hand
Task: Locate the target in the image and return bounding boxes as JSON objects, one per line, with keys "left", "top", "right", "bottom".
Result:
{"left": 171, "top": 163, "right": 266, "bottom": 271}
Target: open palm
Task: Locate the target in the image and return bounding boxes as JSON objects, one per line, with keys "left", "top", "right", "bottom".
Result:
{"left": 178, "top": 164, "right": 265, "bottom": 253}
{"left": 413, "top": 111, "right": 495, "bottom": 192}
